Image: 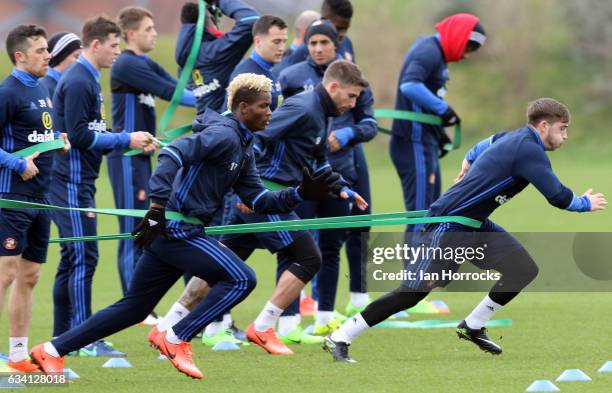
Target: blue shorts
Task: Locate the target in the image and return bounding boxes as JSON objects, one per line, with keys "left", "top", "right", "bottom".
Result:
{"left": 220, "top": 196, "right": 309, "bottom": 253}
{"left": 402, "top": 219, "right": 525, "bottom": 291}
{"left": 0, "top": 193, "right": 51, "bottom": 263}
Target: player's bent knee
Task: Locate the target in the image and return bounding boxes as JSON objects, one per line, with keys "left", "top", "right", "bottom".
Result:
{"left": 288, "top": 252, "right": 322, "bottom": 283}
{"left": 240, "top": 264, "right": 257, "bottom": 294}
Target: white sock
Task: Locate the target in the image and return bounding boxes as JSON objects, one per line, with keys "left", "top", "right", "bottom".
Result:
{"left": 165, "top": 327, "right": 181, "bottom": 344}
{"left": 204, "top": 321, "right": 223, "bottom": 338}
{"left": 277, "top": 315, "right": 298, "bottom": 336}
{"left": 221, "top": 313, "right": 232, "bottom": 330}
{"left": 254, "top": 301, "right": 284, "bottom": 332}
{"left": 316, "top": 311, "right": 333, "bottom": 326}
{"left": 465, "top": 295, "right": 502, "bottom": 329}
{"left": 157, "top": 302, "right": 190, "bottom": 332}
{"left": 331, "top": 313, "right": 370, "bottom": 344}
{"left": 9, "top": 337, "right": 28, "bottom": 362}
{"left": 349, "top": 292, "right": 370, "bottom": 308}
{"left": 43, "top": 342, "right": 60, "bottom": 358}
{"left": 295, "top": 313, "right": 302, "bottom": 326}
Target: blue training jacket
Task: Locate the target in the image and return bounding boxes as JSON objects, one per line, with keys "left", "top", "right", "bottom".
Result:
{"left": 39, "top": 67, "right": 62, "bottom": 98}
{"left": 149, "top": 109, "right": 302, "bottom": 234}
{"left": 278, "top": 57, "right": 376, "bottom": 184}
{"left": 109, "top": 50, "right": 195, "bottom": 158}
{"left": 392, "top": 35, "right": 449, "bottom": 146}
{"left": 175, "top": 0, "right": 259, "bottom": 114}
{"left": 253, "top": 84, "right": 337, "bottom": 187}
{"left": 0, "top": 69, "right": 57, "bottom": 197}
{"left": 52, "top": 56, "right": 132, "bottom": 186}
{"left": 228, "top": 51, "right": 283, "bottom": 111}
{"left": 429, "top": 127, "right": 587, "bottom": 222}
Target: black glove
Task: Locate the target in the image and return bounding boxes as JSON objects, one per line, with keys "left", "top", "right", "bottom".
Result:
{"left": 441, "top": 106, "right": 461, "bottom": 127}
{"left": 132, "top": 206, "right": 169, "bottom": 248}
{"left": 297, "top": 167, "right": 341, "bottom": 200}
{"left": 437, "top": 130, "right": 453, "bottom": 158}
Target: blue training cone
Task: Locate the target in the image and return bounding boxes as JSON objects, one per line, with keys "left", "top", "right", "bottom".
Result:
{"left": 391, "top": 311, "right": 409, "bottom": 318}
{"left": 63, "top": 368, "right": 80, "bottom": 379}
{"left": 212, "top": 341, "right": 240, "bottom": 351}
{"left": 429, "top": 300, "right": 450, "bottom": 314}
{"left": 598, "top": 361, "right": 612, "bottom": 373}
{"left": 525, "top": 380, "right": 560, "bottom": 392}
{"left": 158, "top": 354, "right": 167, "bottom": 360}
{"left": 102, "top": 358, "right": 133, "bottom": 368}
{"left": 556, "top": 368, "right": 592, "bottom": 382}
{"left": 0, "top": 353, "right": 8, "bottom": 362}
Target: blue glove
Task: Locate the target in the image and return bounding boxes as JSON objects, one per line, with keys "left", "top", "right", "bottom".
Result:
{"left": 332, "top": 127, "right": 355, "bottom": 149}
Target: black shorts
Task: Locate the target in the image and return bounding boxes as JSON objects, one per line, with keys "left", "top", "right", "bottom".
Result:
{"left": 0, "top": 194, "right": 51, "bottom": 263}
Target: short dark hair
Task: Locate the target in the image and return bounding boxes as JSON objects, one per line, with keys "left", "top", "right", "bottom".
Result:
{"left": 527, "top": 98, "right": 570, "bottom": 126}
{"left": 181, "top": 2, "right": 199, "bottom": 24}
{"left": 5, "top": 24, "right": 47, "bottom": 65}
{"left": 252, "top": 15, "right": 287, "bottom": 37}
{"left": 323, "top": 59, "right": 368, "bottom": 88}
{"left": 82, "top": 16, "right": 121, "bottom": 47}
{"left": 117, "top": 6, "right": 153, "bottom": 41}
{"left": 321, "top": 0, "right": 353, "bottom": 19}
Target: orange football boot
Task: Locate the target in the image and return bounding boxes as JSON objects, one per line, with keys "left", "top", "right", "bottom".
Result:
{"left": 6, "top": 358, "right": 39, "bottom": 373}
{"left": 29, "top": 344, "right": 64, "bottom": 375}
{"left": 157, "top": 334, "right": 203, "bottom": 379}
{"left": 246, "top": 323, "right": 293, "bottom": 355}
{"left": 147, "top": 327, "right": 164, "bottom": 349}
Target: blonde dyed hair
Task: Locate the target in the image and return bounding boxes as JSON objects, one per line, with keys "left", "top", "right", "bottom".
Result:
{"left": 226, "top": 73, "right": 272, "bottom": 111}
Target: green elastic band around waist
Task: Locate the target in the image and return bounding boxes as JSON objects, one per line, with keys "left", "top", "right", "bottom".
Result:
{"left": 48, "top": 213, "right": 481, "bottom": 243}
{"left": 374, "top": 108, "right": 461, "bottom": 149}
{"left": 0, "top": 198, "right": 202, "bottom": 224}
{"left": 12, "top": 139, "right": 66, "bottom": 158}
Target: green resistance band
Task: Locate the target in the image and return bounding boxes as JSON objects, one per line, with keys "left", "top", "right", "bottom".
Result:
{"left": 374, "top": 108, "right": 461, "bottom": 150}
{"left": 157, "top": 0, "right": 205, "bottom": 135}
{"left": 124, "top": 124, "right": 194, "bottom": 156}
{"left": 12, "top": 139, "right": 66, "bottom": 158}
{"left": 261, "top": 179, "right": 287, "bottom": 191}
{"left": 49, "top": 212, "right": 481, "bottom": 243}
{"left": 124, "top": 138, "right": 171, "bottom": 157}
{"left": 0, "top": 198, "right": 202, "bottom": 225}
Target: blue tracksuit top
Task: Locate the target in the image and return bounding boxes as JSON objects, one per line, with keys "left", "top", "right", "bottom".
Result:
{"left": 253, "top": 85, "right": 336, "bottom": 187}
{"left": 278, "top": 57, "right": 377, "bottom": 184}
{"left": 428, "top": 127, "right": 579, "bottom": 222}
{"left": 392, "top": 35, "right": 448, "bottom": 146}
{"left": 229, "top": 51, "right": 283, "bottom": 111}
{"left": 274, "top": 35, "right": 356, "bottom": 76}
{"left": 109, "top": 50, "right": 195, "bottom": 158}
{"left": 148, "top": 109, "right": 302, "bottom": 229}
{"left": 39, "top": 67, "right": 62, "bottom": 98}
{"left": 0, "top": 69, "right": 57, "bottom": 197}
{"left": 175, "top": 0, "right": 260, "bottom": 114}
{"left": 52, "top": 56, "right": 131, "bottom": 186}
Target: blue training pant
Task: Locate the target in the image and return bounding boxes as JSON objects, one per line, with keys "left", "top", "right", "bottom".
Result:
{"left": 107, "top": 154, "right": 151, "bottom": 295}
{"left": 389, "top": 135, "right": 440, "bottom": 233}
{"left": 51, "top": 233, "right": 256, "bottom": 355}
{"left": 344, "top": 144, "right": 371, "bottom": 293}
{"left": 50, "top": 181, "right": 99, "bottom": 336}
